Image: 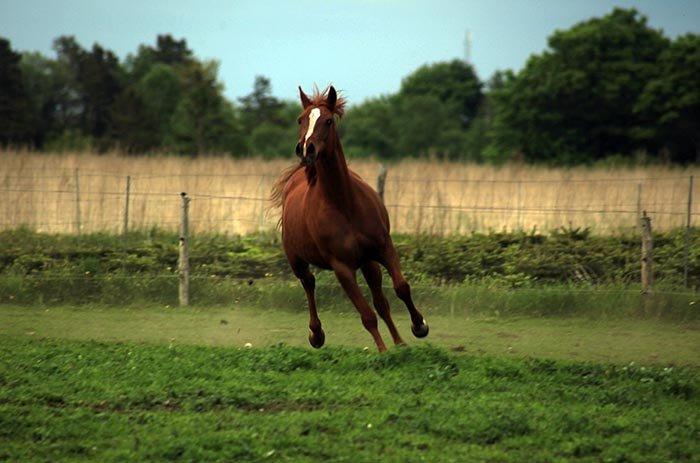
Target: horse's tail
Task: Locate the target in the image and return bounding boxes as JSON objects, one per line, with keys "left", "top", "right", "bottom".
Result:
{"left": 270, "top": 163, "right": 303, "bottom": 210}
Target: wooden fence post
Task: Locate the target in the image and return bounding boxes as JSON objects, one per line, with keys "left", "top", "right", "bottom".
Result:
{"left": 516, "top": 180, "right": 523, "bottom": 230}
{"left": 179, "top": 192, "right": 190, "bottom": 307}
{"left": 640, "top": 211, "right": 653, "bottom": 295}
{"left": 376, "top": 164, "right": 388, "bottom": 204}
{"left": 684, "top": 175, "right": 693, "bottom": 288}
{"left": 636, "top": 183, "right": 642, "bottom": 230}
{"left": 74, "top": 168, "right": 81, "bottom": 235}
{"left": 123, "top": 175, "right": 131, "bottom": 235}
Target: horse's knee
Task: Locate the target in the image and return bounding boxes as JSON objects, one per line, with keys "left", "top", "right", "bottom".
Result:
{"left": 394, "top": 280, "right": 411, "bottom": 301}
{"left": 361, "top": 312, "right": 378, "bottom": 331}
{"left": 371, "top": 293, "right": 390, "bottom": 316}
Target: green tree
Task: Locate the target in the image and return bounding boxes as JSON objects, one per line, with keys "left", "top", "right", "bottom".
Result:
{"left": 489, "top": 8, "right": 669, "bottom": 163}
{"left": 399, "top": 59, "right": 482, "bottom": 127}
{"left": 636, "top": 34, "right": 700, "bottom": 163}
{"left": 341, "top": 96, "right": 397, "bottom": 159}
{"left": 248, "top": 101, "right": 298, "bottom": 158}
{"left": 111, "top": 87, "right": 160, "bottom": 153}
{"left": 238, "top": 76, "right": 284, "bottom": 130}
{"left": 393, "top": 94, "right": 463, "bottom": 157}
{"left": 53, "top": 36, "right": 124, "bottom": 147}
{"left": 126, "top": 34, "right": 193, "bottom": 83}
{"left": 112, "top": 63, "right": 184, "bottom": 152}
{"left": 0, "top": 38, "right": 33, "bottom": 145}
{"left": 167, "top": 61, "right": 244, "bottom": 155}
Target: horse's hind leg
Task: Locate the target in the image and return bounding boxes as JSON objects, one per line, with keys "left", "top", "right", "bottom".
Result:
{"left": 361, "top": 262, "right": 405, "bottom": 346}
{"left": 379, "top": 240, "right": 429, "bottom": 338}
{"left": 332, "top": 261, "right": 387, "bottom": 352}
{"left": 291, "top": 259, "right": 324, "bottom": 348}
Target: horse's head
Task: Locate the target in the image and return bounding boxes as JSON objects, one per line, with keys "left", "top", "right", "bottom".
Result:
{"left": 295, "top": 85, "right": 345, "bottom": 166}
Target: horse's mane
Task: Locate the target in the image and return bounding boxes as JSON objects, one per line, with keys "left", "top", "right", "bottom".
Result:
{"left": 309, "top": 85, "right": 346, "bottom": 118}
{"left": 270, "top": 85, "right": 346, "bottom": 212}
{"left": 270, "top": 163, "right": 303, "bottom": 210}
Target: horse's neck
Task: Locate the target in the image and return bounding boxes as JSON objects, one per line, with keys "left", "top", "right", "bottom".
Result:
{"left": 315, "top": 138, "right": 354, "bottom": 210}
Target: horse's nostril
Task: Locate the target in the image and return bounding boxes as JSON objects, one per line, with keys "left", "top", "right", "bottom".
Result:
{"left": 295, "top": 143, "right": 302, "bottom": 156}
{"left": 307, "top": 143, "right": 316, "bottom": 155}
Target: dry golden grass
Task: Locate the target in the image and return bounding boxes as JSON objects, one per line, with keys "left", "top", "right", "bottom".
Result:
{"left": 1, "top": 149, "right": 698, "bottom": 235}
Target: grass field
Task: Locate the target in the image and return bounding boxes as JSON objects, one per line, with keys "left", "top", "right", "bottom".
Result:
{"left": 2, "top": 150, "right": 698, "bottom": 234}
{"left": 1, "top": 305, "right": 699, "bottom": 366}
{"left": 1, "top": 333, "right": 698, "bottom": 461}
{"left": 2, "top": 306, "right": 698, "bottom": 461}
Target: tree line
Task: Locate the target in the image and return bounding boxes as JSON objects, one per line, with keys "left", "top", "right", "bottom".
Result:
{"left": 0, "top": 8, "right": 698, "bottom": 164}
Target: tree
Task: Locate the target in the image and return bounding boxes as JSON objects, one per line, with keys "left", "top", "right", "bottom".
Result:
{"left": 53, "top": 36, "right": 124, "bottom": 147}
{"left": 113, "top": 63, "right": 184, "bottom": 150}
{"left": 110, "top": 86, "right": 160, "bottom": 153}
{"left": 0, "top": 38, "right": 33, "bottom": 145}
{"left": 238, "top": 76, "right": 285, "bottom": 130}
{"left": 489, "top": 8, "right": 669, "bottom": 163}
{"left": 167, "top": 61, "right": 244, "bottom": 155}
{"left": 248, "top": 101, "right": 299, "bottom": 158}
{"left": 342, "top": 96, "right": 398, "bottom": 159}
{"left": 636, "top": 34, "right": 700, "bottom": 163}
{"left": 398, "top": 59, "right": 482, "bottom": 127}
{"left": 125, "top": 34, "right": 193, "bottom": 82}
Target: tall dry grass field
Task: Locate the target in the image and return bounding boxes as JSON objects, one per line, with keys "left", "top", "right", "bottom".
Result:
{"left": 1, "top": 150, "right": 698, "bottom": 235}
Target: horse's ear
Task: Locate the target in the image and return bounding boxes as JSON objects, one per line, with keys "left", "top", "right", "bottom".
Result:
{"left": 299, "top": 86, "right": 312, "bottom": 109}
{"left": 327, "top": 86, "right": 337, "bottom": 112}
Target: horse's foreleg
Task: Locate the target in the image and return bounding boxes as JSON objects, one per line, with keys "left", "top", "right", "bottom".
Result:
{"left": 379, "top": 241, "right": 429, "bottom": 339}
{"left": 332, "top": 262, "right": 387, "bottom": 352}
{"left": 361, "top": 262, "right": 404, "bottom": 346}
{"left": 292, "top": 260, "right": 324, "bottom": 348}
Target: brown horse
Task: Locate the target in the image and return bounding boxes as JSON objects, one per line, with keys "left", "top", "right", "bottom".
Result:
{"left": 271, "top": 85, "right": 429, "bottom": 352}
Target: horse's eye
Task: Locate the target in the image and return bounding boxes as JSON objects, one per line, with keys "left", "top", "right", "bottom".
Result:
{"left": 326, "top": 118, "right": 333, "bottom": 126}
{"left": 297, "top": 118, "right": 302, "bottom": 125}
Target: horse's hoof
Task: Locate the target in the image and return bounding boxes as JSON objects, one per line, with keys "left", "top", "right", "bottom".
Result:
{"left": 411, "top": 320, "right": 429, "bottom": 338}
{"left": 308, "top": 329, "right": 325, "bottom": 348}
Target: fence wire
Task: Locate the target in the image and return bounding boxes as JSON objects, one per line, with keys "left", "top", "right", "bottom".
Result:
{"left": 0, "top": 169, "right": 697, "bottom": 235}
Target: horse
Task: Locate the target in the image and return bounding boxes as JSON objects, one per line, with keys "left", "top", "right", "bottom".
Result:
{"left": 271, "top": 85, "right": 429, "bottom": 352}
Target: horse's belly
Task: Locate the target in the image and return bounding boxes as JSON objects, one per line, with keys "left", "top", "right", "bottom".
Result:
{"left": 295, "top": 240, "right": 333, "bottom": 270}
{"left": 282, "top": 222, "right": 332, "bottom": 270}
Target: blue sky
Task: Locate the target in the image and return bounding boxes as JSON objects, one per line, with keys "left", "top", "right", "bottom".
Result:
{"left": 1, "top": 0, "right": 698, "bottom": 105}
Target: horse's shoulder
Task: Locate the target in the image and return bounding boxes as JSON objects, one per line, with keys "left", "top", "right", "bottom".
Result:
{"left": 284, "top": 168, "right": 307, "bottom": 194}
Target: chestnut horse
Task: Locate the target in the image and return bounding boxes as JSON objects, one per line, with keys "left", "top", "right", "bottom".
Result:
{"left": 271, "top": 85, "right": 429, "bottom": 352}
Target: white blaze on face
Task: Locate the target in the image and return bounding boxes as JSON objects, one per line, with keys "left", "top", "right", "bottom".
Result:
{"left": 303, "top": 108, "right": 321, "bottom": 157}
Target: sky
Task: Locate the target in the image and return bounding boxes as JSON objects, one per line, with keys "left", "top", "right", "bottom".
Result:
{"left": 1, "top": 0, "right": 698, "bottom": 105}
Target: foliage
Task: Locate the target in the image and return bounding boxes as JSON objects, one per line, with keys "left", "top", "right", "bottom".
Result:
{"left": 1, "top": 227, "right": 698, "bottom": 286}
{"left": 487, "top": 8, "right": 669, "bottom": 163}
{"left": 635, "top": 34, "right": 700, "bottom": 163}
{"left": 343, "top": 60, "right": 482, "bottom": 160}
{"left": 0, "top": 38, "right": 33, "bottom": 145}
{"left": 0, "top": 337, "right": 697, "bottom": 461}
{"left": 0, "top": 228, "right": 698, "bottom": 317}
{"left": 167, "top": 62, "right": 244, "bottom": 155}
{"left": 399, "top": 59, "right": 482, "bottom": 128}
{"left": 0, "top": 8, "right": 699, "bottom": 163}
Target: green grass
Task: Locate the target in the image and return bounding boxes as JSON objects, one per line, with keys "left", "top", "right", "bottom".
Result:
{"left": 1, "top": 335, "right": 698, "bottom": 462}
{"left": 2, "top": 305, "right": 699, "bottom": 366}
{"left": 2, "top": 227, "right": 700, "bottom": 319}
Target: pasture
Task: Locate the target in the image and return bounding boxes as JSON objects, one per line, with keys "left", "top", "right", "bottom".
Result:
{"left": 1, "top": 319, "right": 698, "bottom": 462}
{"left": 2, "top": 150, "right": 699, "bottom": 234}
{"left": 2, "top": 152, "right": 699, "bottom": 461}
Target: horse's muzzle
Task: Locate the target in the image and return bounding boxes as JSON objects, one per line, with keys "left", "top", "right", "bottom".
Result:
{"left": 296, "top": 141, "right": 317, "bottom": 166}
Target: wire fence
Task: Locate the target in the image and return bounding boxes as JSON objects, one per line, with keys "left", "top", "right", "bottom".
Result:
{"left": 0, "top": 167, "right": 697, "bottom": 235}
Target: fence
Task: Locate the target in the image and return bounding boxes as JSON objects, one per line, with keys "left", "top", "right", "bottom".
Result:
{"left": 1, "top": 166, "right": 698, "bottom": 235}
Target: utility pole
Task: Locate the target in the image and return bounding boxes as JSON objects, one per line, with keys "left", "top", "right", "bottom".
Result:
{"left": 464, "top": 30, "right": 472, "bottom": 64}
